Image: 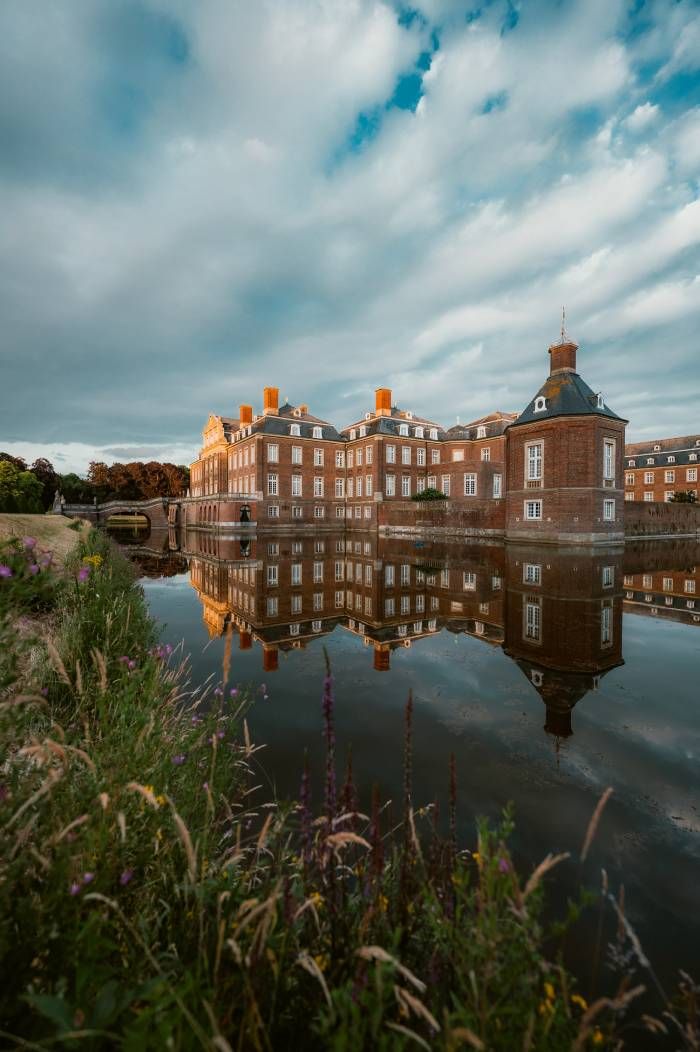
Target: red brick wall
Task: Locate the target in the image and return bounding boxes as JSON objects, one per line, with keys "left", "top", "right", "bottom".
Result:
{"left": 624, "top": 501, "right": 700, "bottom": 537}
{"left": 377, "top": 498, "right": 505, "bottom": 534}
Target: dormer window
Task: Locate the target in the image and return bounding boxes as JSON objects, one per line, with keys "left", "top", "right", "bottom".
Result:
{"left": 647, "top": 458, "right": 654, "bottom": 465}
{"left": 359, "top": 425, "right": 366, "bottom": 437}
{"left": 350, "top": 429, "right": 356, "bottom": 441}
{"left": 399, "top": 424, "right": 409, "bottom": 436}
{"left": 628, "top": 459, "right": 635, "bottom": 467}
{"left": 653, "top": 444, "right": 661, "bottom": 451}
{"left": 405, "top": 411, "right": 413, "bottom": 420}
{"left": 597, "top": 393, "right": 604, "bottom": 408}
{"left": 289, "top": 423, "right": 300, "bottom": 436}
{"left": 668, "top": 455, "right": 675, "bottom": 463}
{"left": 415, "top": 426, "right": 424, "bottom": 439}
{"left": 365, "top": 412, "right": 371, "bottom": 420}
{"left": 533, "top": 397, "right": 546, "bottom": 413}
{"left": 476, "top": 425, "right": 487, "bottom": 437}
{"left": 691, "top": 453, "right": 698, "bottom": 461}
{"left": 312, "top": 426, "right": 322, "bottom": 439}
{"left": 429, "top": 428, "right": 438, "bottom": 440}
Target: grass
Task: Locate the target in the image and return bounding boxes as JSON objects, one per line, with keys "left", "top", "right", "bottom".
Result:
{"left": 1, "top": 528, "right": 698, "bottom": 1050}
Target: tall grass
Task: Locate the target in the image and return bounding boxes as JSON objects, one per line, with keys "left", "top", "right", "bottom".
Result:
{"left": 0, "top": 529, "right": 697, "bottom": 1050}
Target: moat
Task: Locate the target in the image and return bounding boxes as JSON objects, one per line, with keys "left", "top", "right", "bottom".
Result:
{"left": 113, "top": 525, "right": 700, "bottom": 994}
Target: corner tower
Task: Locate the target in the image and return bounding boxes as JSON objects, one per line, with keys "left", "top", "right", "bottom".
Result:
{"left": 505, "top": 321, "right": 627, "bottom": 543}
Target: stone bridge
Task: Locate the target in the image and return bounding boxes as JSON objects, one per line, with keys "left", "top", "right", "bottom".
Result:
{"left": 56, "top": 496, "right": 171, "bottom": 529}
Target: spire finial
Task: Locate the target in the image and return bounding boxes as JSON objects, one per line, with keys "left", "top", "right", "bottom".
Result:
{"left": 560, "top": 306, "right": 567, "bottom": 344}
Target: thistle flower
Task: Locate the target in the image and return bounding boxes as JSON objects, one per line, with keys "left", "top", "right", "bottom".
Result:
{"left": 0, "top": 565, "right": 13, "bottom": 578}
{"left": 82, "top": 872, "right": 95, "bottom": 884}
{"left": 213, "top": 687, "right": 223, "bottom": 697}
{"left": 23, "top": 537, "right": 36, "bottom": 549}
{"left": 28, "top": 563, "right": 39, "bottom": 575}
{"left": 498, "top": 857, "right": 510, "bottom": 874}
{"left": 230, "top": 687, "right": 238, "bottom": 697}
{"left": 127, "top": 660, "right": 136, "bottom": 670}
{"left": 77, "top": 566, "right": 90, "bottom": 583}
{"left": 171, "top": 754, "right": 186, "bottom": 766}
{"left": 120, "top": 868, "right": 134, "bottom": 886}
{"left": 69, "top": 882, "right": 82, "bottom": 896}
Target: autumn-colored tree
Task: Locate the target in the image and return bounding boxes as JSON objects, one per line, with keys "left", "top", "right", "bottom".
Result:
{"left": 0, "top": 452, "right": 28, "bottom": 472}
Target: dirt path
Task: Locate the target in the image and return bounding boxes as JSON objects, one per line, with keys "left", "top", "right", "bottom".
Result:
{"left": 0, "top": 514, "right": 89, "bottom": 569}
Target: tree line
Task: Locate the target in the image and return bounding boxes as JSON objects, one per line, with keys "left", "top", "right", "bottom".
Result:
{"left": 0, "top": 454, "right": 190, "bottom": 513}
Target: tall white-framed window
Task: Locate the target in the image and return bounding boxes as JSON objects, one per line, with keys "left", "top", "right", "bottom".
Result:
{"left": 402, "top": 446, "right": 411, "bottom": 465}
{"left": 526, "top": 441, "right": 543, "bottom": 482}
{"left": 603, "top": 499, "right": 615, "bottom": 521}
{"left": 334, "top": 560, "right": 344, "bottom": 582}
{"left": 665, "top": 469, "right": 675, "bottom": 483}
{"left": 415, "top": 426, "right": 424, "bottom": 439}
{"left": 431, "top": 449, "right": 440, "bottom": 464}
{"left": 429, "top": 428, "right": 438, "bottom": 440}
{"left": 314, "top": 477, "right": 324, "bottom": 497}
{"left": 366, "top": 445, "right": 373, "bottom": 465}
{"left": 400, "top": 595, "right": 410, "bottom": 615}
{"left": 314, "top": 448, "right": 324, "bottom": 467}
{"left": 385, "top": 475, "right": 396, "bottom": 497}
{"left": 335, "top": 478, "right": 345, "bottom": 498}
{"left": 663, "top": 576, "right": 673, "bottom": 591}
{"left": 366, "top": 474, "right": 373, "bottom": 495}
{"left": 603, "top": 438, "right": 615, "bottom": 482}
{"left": 481, "top": 447, "right": 491, "bottom": 462}
{"left": 356, "top": 449, "right": 363, "bottom": 467}
{"left": 441, "top": 475, "right": 451, "bottom": 496}
{"left": 493, "top": 474, "right": 502, "bottom": 499}
{"left": 385, "top": 598, "right": 395, "bottom": 617}
{"left": 417, "top": 448, "right": 426, "bottom": 466}
{"left": 601, "top": 602, "right": 612, "bottom": 646}
{"left": 626, "top": 472, "right": 634, "bottom": 485}
{"left": 476, "top": 425, "right": 486, "bottom": 438}
{"left": 685, "top": 580, "right": 696, "bottom": 594}
{"left": 289, "top": 424, "right": 300, "bottom": 436}
{"left": 386, "top": 445, "right": 396, "bottom": 464}
{"left": 399, "top": 424, "right": 409, "bottom": 437}
{"left": 463, "top": 572, "right": 476, "bottom": 591}
{"left": 313, "top": 562, "right": 323, "bottom": 583}
{"left": 335, "top": 450, "right": 345, "bottom": 468}
{"left": 525, "top": 499, "right": 542, "bottom": 520}
{"left": 267, "top": 443, "right": 279, "bottom": 463}
{"left": 291, "top": 475, "right": 302, "bottom": 497}
{"left": 267, "top": 564, "right": 278, "bottom": 586}
{"left": 688, "top": 468, "right": 698, "bottom": 482}
{"left": 291, "top": 563, "right": 302, "bottom": 586}
{"left": 314, "top": 505, "right": 325, "bottom": 518}
{"left": 292, "top": 445, "right": 303, "bottom": 465}
{"left": 602, "top": 566, "right": 614, "bottom": 587}
{"left": 400, "top": 564, "right": 410, "bottom": 585}
{"left": 267, "top": 473, "right": 278, "bottom": 496}
{"left": 385, "top": 564, "right": 395, "bottom": 586}
{"left": 347, "top": 478, "right": 354, "bottom": 498}
{"left": 523, "top": 563, "right": 541, "bottom": 585}
{"left": 267, "top": 597, "right": 278, "bottom": 617}
{"left": 524, "top": 599, "right": 541, "bottom": 642}
{"left": 401, "top": 476, "right": 411, "bottom": 497}
{"left": 464, "top": 473, "right": 477, "bottom": 496}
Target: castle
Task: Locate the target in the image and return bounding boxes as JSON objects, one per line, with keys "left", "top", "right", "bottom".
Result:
{"left": 185, "top": 328, "right": 628, "bottom": 543}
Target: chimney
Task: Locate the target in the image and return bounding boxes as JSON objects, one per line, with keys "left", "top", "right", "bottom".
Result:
{"left": 548, "top": 339, "right": 578, "bottom": 375}
{"left": 373, "top": 645, "right": 391, "bottom": 672}
{"left": 298, "top": 403, "right": 309, "bottom": 415}
{"left": 262, "top": 645, "right": 279, "bottom": 672}
{"left": 263, "top": 387, "right": 279, "bottom": 415}
{"left": 239, "top": 404, "right": 253, "bottom": 425}
{"left": 375, "top": 387, "right": 392, "bottom": 416}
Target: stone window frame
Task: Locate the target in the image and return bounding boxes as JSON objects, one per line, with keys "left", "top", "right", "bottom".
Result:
{"left": 524, "top": 499, "right": 542, "bottom": 520}
{"left": 603, "top": 437, "right": 616, "bottom": 482}
{"left": 603, "top": 498, "right": 615, "bottom": 521}
{"left": 525, "top": 439, "right": 543, "bottom": 483}
{"left": 523, "top": 597, "right": 542, "bottom": 642}
{"left": 601, "top": 601, "right": 613, "bottom": 647}
{"left": 463, "top": 472, "right": 477, "bottom": 496}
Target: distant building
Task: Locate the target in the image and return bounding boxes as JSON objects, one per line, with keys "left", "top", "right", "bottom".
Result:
{"left": 185, "top": 326, "right": 627, "bottom": 542}
{"left": 624, "top": 435, "right": 700, "bottom": 504}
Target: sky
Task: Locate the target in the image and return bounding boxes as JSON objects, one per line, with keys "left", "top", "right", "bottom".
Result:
{"left": 1, "top": 0, "right": 699, "bottom": 475}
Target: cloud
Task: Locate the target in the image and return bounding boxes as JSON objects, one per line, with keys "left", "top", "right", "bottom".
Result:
{"left": 0, "top": 0, "right": 699, "bottom": 464}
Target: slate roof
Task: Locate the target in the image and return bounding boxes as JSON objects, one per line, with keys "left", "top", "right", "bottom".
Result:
{"left": 247, "top": 406, "right": 344, "bottom": 442}
{"left": 625, "top": 435, "right": 700, "bottom": 457}
{"left": 625, "top": 448, "right": 700, "bottom": 468}
{"left": 511, "top": 371, "right": 626, "bottom": 428}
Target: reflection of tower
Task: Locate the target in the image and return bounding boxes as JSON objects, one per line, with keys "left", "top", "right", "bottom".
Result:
{"left": 503, "top": 546, "right": 624, "bottom": 741}
{"left": 373, "top": 645, "right": 391, "bottom": 671}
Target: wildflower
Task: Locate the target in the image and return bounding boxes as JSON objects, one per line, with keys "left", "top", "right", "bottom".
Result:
{"left": 155, "top": 795, "right": 165, "bottom": 807}
{"left": 538, "top": 1000, "right": 554, "bottom": 1016}
{"left": 40, "top": 687, "right": 48, "bottom": 697}
{"left": 216, "top": 730, "right": 225, "bottom": 740}
{"left": 77, "top": 566, "right": 90, "bottom": 583}
{"left": 309, "top": 891, "right": 324, "bottom": 909}
{"left": 202, "top": 782, "right": 209, "bottom": 791}
{"left": 40, "top": 553, "right": 52, "bottom": 568}
{"left": 23, "top": 537, "right": 36, "bottom": 549}
{"left": 171, "top": 754, "right": 186, "bottom": 766}
{"left": 498, "top": 857, "right": 510, "bottom": 874}
{"left": 592, "top": 1029, "right": 604, "bottom": 1046}
{"left": 127, "top": 660, "right": 136, "bottom": 671}
{"left": 118, "top": 656, "right": 130, "bottom": 664}
{"left": 314, "top": 954, "right": 329, "bottom": 972}
{"left": 230, "top": 687, "right": 238, "bottom": 697}
{"left": 544, "top": 982, "right": 555, "bottom": 1002}
{"left": 70, "top": 882, "right": 82, "bottom": 896}
{"left": 472, "top": 851, "right": 481, "bottom": 864}
{"left": 82, "top": 872, "right": 95, "bottom": 885}
{"left": 214, "top": 687, "right": 223, "bottom": 697}
{"left": 165, "top": 643, "right": 173, "bottom": 655}
{"left": 119, "top": 869, "right": 134, "bottom": 886}
{"left": 571, "top": 994, "right": 588, "bottom": 1011}
{"left": 28, "top": 563, "right": 39, "bottom": 575}
{"left": 82, "top": 554, "right": 103, "bottom": 568}
{"left": 0, "top": 565, "right": 13, "bottom": 578}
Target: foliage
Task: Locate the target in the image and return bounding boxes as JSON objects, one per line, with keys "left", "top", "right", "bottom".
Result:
{"left": 0, "top": 460, "right": 45, "bottom": 512}
{"left": 412, "top": 487, "right": 449, "bottom": 502}
{"left": 88, "top": 460, "right": 190, "bottom": 501}
{"left": 0, "top": 531, "right": 697, "bottom": 1050}
{"left": 669, "top": 490, "right": 698, "bottom": 504}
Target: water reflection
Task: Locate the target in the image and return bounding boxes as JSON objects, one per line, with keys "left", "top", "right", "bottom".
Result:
{"left": 119, "top": 526, "right": 700, "bottom": 745}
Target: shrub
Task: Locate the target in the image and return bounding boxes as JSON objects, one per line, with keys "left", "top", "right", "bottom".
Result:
{"left": 412, "top": 487, "right": 448, "bottom": 502}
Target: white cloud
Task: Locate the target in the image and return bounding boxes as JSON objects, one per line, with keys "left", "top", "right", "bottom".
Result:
{"left": 624, "top": 102, "right": 660, "bottom": 132}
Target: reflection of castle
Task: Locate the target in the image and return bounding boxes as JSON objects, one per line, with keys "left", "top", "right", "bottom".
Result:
{"left": 172, "top": 527, "right": 699, "bottom": 740}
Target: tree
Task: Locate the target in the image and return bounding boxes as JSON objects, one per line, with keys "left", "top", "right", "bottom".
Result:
{"left": 670, "top": 490, "right": 698, "bottom": 504}
{"left": 0, "top": 452, "right": 27, "bottom": 472}
{"left": 0, "top": 462, "right": 44, "bottom": 512}
{"left": 59, "top": 473, "right": 94, "bottom": 504}
{"left": 30, "top": 458, "right": 59, "bottom": 510}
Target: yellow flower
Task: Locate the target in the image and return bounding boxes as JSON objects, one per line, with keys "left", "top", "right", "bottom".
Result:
{"left": 472, "top": 852, "right": 481, "bottom": 864}
{"left": 82, "top": 554, "right": 103, "bottom": 568}
{"left": 309, "top": 892, "right": 324, "bottom": 909}
{"left": 314, "top": 954, "right": 329, "bottom": 973}
{"left": 544, "top": 981, "right": 556, "bottom": 1002}
{"left": 378, "top": 894, "right": 388, "bottom": 912}
{"left": 592, "top": 1028, "right": 604, "bottom": 1046}
{"left": 155, "top": 795, "right": 165, "bottom": 807}
{"left": 538, "top": 1001, "right": 553, "bottom": 1016}
{"left": 571, "top": 994, "right": 588, "bottom": 1011}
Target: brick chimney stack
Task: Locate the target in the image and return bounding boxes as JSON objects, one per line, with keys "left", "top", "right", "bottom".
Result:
{"left": 239, "top": 405, "right": 253, "bottom": 425}
{"left": 375, "top": 387, "right": 392, "bottom": 417}
{"left": 548, "top": 340, "right": 578, "bottom": 375}
{"left": 263, "top": 387, "right": 279, "bottom": 416}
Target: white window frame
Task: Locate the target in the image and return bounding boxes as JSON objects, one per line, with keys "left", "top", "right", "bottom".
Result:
{"left": 524, "top": 499, "right": 542, "bottom": 520}
{"left": 464, "top": 473, "right": 477, "bottom": 496}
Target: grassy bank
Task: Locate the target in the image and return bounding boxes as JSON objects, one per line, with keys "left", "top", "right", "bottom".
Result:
{"left": 0, "top": 529, "right": 697, "bottom": 1049}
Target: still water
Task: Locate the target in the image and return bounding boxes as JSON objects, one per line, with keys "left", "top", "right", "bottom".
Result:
{"left": 113, "top": 525, "right": 700, "bottom": 993}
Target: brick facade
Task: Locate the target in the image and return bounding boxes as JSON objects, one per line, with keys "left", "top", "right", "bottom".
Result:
{"left": 623, "top": 434, "right": 700, "bottom": 504}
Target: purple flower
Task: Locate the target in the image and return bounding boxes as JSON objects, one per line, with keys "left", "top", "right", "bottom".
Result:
{"left": 216, "top": 730, "right": 225, "bottom": 740}
{"left": 213, "top": 687, "right": 223, "bottom": 697}
{"left": 40, "top": 553, "right": 52, "bottom": 568}
{"left": 40, "top": 687, "right": 48, "bottom": 697}
{"left": 118, "top": 656, "right": 130, "bottom": 663}
{"left": 28, "top": 563, "right": 39, "bottom": 576}
{"left": 82, "top": 872, "right": 95, "bottom": 884}
{"left": 171, "top": 754, "right": 186, "bottom": 766}
{"left": 77, "top": 567, "right": 90, "bottom": 583}
{"left": 70, "top": 882, "right": 81, "bottom": 896}
{"left": 230, "top": 687, "right": 238, "bottom": 697}
{"left": 165, "top": 643, "right": 173, "bottom": 656}
{"left": 127, "top": 660, "right": 136, "bottom": 671}
{"left": 119, "top": 868, "right": 134, "bottom": 886}
{"left": 498, "top": 857, "right": 510, "bottom": 874}
{"left": 23, "top": 537, "right": 36, "bottom": 550}
{"left": 202, "top": 782, "right": 209, "bottom": 791}
{"left": 0, "top": 565, "right": 13, "bottom": 578}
